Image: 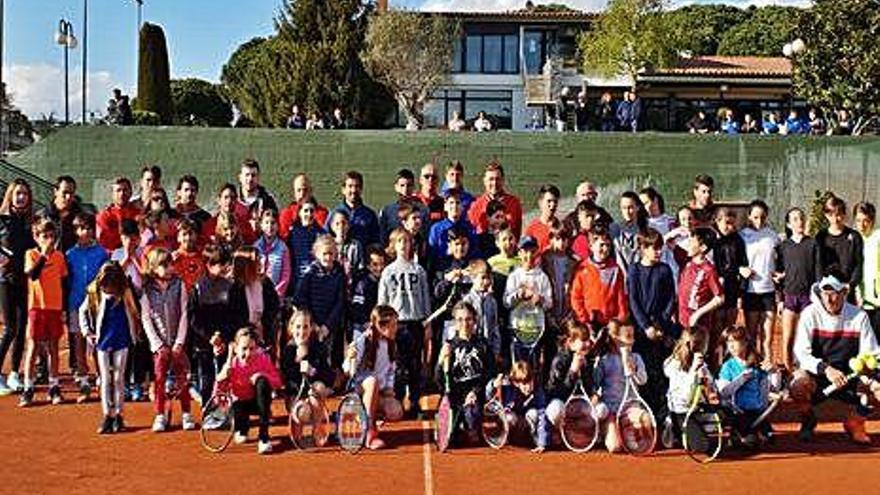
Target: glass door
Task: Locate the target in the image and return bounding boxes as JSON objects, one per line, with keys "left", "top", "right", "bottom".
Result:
{"left": 524, "top": 30, "right": 546, "bottom": 74}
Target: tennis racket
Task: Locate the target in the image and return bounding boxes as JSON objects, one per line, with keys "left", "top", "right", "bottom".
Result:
{"left": 616, "top": 347, "right": 657, "bottom": 456}
{"left": 510, "top": 302, "right": 545, "bottom": 363}
{"left": 822, "top": 351, "right": 880, "bottom": 396}
{"left": 682, "top": 372, "right": 724, "bottom": 463}
{"left": 481, "top": 380, "right": 509, "bottom": 449}
{"left": 561, "top": 380, "right": 599, "bottom": 453}
{"left": 336, "top": 387, "right": 369, "bottom": 454}
{"left": 435, "top": 360, "right": 456, "bottom": 452}
{"left": 289, "top": 368, "right": 331, "bottom": 450}
{"left": 199, "top": 391, "right": 235, "bottom": 453}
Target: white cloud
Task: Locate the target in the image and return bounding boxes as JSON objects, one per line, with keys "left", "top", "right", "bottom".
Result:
{"left": 5, "top": 63, "right": 127, "bottom": 121}
{"left": 419, "top": 0, "right": 811, "bottom": 11}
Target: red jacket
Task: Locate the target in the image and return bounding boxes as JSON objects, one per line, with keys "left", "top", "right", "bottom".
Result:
{"left": 279, "top": 202, "right": 329, "bottom": 240}
{"left": 570, "top": 257, "right": 628, "bottom": 326}
{"left": 468, "top": 192, "right": 524, "bottom": 238}
{"left": 217, "top": 349, "right": 282, "bottom": 401}
{"left": 96, "top": 203, "right": 141, "bottom": 251}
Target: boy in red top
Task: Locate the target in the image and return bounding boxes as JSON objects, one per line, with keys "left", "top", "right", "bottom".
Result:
{"left": 96, "top": 177, "right": 140, "bottom": 251}
{"left": 678, "top": 227, "right": 725, "bottom": 366}
{"left": 524, "top": 184, "right": 560, "bottom": 254}
{"left": 20, "top": 218, "right": 68, "bottom": 407}
{"left": 173, "top": 219, "right": 205, "bottom": 291}
{"left": 570, "top": 227, "right": 628, "bottom": 328}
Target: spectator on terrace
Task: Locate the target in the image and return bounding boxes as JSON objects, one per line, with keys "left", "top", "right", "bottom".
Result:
{"left": 785, "top": 110, "right": 809, "bottom": 135}
{"left": 762, "top": 112, "right": 781, "bottom": 135}
{"left": 741, "top": 113, "right": 761, "bottom": 134}
{"left": 575, "top": 92, "right": 590, "bottom": 132}
{"left": 808, "top": 108, "right": 827, "bottom": 136}
{"left": 597, "top": 92, "right": 616, "bottom": 132}
{"left": 719, "top": 109, "right": 739, "bottom": 135}
{"left": 687, "top": 110, "right": 713, "bottom": 134}
{"left": 306, "top": 112, "right": 325, "bottom": 130}
{"left": 616, "top": 91, "right": 632, "bottom": 131}
{"left": 830, "top": 109, "right": 853, "bottom": 136}
{"left": 473, "top": 111, "right": 493, "bottom": 132}
{"left": 329, "top": 107, "right": 347, "bottom": 130}
{"left": 448, "top": 111, "right": 466, "bottom": 132}
{"left": 627, "top": 91, "right": 642, "bottom": 132}
{"left": 286, "top": 104, "right": 305, "bottom": 130}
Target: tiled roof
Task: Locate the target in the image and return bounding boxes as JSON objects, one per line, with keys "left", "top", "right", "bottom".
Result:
{"left": 651, "top": 56, "right": 792, "bottom": 78}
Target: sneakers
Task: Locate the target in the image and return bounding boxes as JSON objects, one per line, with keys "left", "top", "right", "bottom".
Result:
{"left": 152, "top": 414, "right": 168, "bottom": 432}
{"left": 182, "top": 412, "right": 197, "bottom": 431}
{"left": 130, "top": 384, "right": 145, "bottom": 402}
{"left": 188, "top": 385, "right": 203, "bottom": 405}
{"left": 113, "top": 415, "right": 126, "bottom": 433}
{"left": 98, "top": 416, "right": 114, "bottom": 434}
{"left": 844, "top": 415, "right": 871, "bottom": 445}
{"left": 799, "top": 411, "right": 817, "bottom": 442}
{"left": 48, "top": 385, "right": 63, "bottom": 405}
{"left": 6, "top": 372, "right": 23, "bottom": 393}
{"left": 18, "top": 388, "right": 34, "bottom": 407}
{"left": 0, "top": 375, "right": 10, "bottom": 396}
{"left": 77, "top": 383, "right": 92, "bottom": 404}
{"left": 366, "top": 429, "right": 386, "bottom": 450}
{"left": 233, "top": 432, "right": 248, "bottom": 445}
{"left": 257, "top": 440, "right": 273, "bottom": 455}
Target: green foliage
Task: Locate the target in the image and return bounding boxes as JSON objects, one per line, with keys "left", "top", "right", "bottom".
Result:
{"left": 665, "top": 5, "right": 749, "bottom": 55}
{"left": 808, "top": 190, "right": 835, "bottom": 237}
{"left": 132, "top": 110, "right": 161, "bottom": 126}
{"left": 716, "top": 6, "right": 802, "bottom": 56}
{"left": 136, "top": 23, "right": 173, "bottom": 125}
{"left": 579, "top": 0, "right": 679, "bottom": 83}
{"left": 361, "top": 10, "right": 459, "bottom": 130}
{"left": 793, "top": 0, "right": 880, "bottom": 124}
{"left": 170, "top": 78, "right": 232, "bottom": 127}
{"left": 1, "top": 84, "right": 36, "bottom": 150}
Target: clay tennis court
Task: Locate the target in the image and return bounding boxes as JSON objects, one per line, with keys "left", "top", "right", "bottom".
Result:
{"left": 3, "top": 383, "right": 880, "bottom": 495}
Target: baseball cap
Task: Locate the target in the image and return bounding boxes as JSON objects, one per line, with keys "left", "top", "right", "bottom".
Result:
{"left": 518, "top": 235, "right": 538, "bottom": 251}
{"left": 818, "top": 275, "right": 846, "bottom": 292}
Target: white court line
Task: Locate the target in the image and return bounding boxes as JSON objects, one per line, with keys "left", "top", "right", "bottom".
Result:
{"left": 421, "top": 419, "right": 434, "bottom": 495}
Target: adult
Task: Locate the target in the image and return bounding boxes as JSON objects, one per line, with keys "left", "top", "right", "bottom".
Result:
{"left": 130, "top": 165, "right": 162, "bottom": 211}
{"left": 286, "top": 104, "right": 305, "bottom": 130}
{"left": 205, "top": 183, "right": 255, "bottom": 245}
{"left": 616, "top": 91, "right": 632, "bottom": 132}
{"left": 627, "top": 91, "right": 642, "bottom": 132}
{"left": 96, "top": 177, "right": 140, "bottom": 251}
{"left": 741, "top": 114, "right": 761, "bottom": 134}
{"left": 791, "top": 273, "right": 880, "bottom": 444}
{"left": 687, "top": 110, "right": 713, "bottom": 134}
{"left": 467, "top": 161, "right": 524, "bottom": 238}
{"left": 808, "top": 109, "right": 826, "bottom": 136}
{"left": 238, "top": 159, "right": 278, "bottom": 214}
{"left": 417, "top": 163, "right": 444, "bottom": 225}
{"left": 378, "top": 169, "right": 423, "bottom": 243}
{"left": 175, "top": 175, "right": 212, "bottom": 243}
{"left": 564, "top": 180, "right": 613, "bottom": 233}
{"left": 440, "top": 160, "right": 474, "bottom": 215}
{"left": 0, "top": 179, "right": 36, "bottom": 394}
{"left": 279, "top": 173, "right": 330, "bottom": 240}
{"left": 524, "top": 184, "right": 560, "bottom": 253}
{"left": 39, "top": 175, "right": 83, "bottom": 253}
{"left": 719, "top": 109, "right": 739, "bottom": 135}
{"left": 785, "top": 109, "right": 808, "bottom": 135}
{"left": 473, "top": 111, "right": 493, "bottom": 132}
{"left": 613, "top": 191, "right": 648, "bottom": 274}
{"left": 853, "top": 202, "right": 880, "bottom": 334}
{"left": 447, "top": 111, "right": 466, "bottom": 132}
{"left": 574, "top": 92, "right": 590, "bottom": 132}
{"left": 326, "top": 171, "right": 379, "bottom": 248}
{"left": 596, "top": 92, "right": 616, "bottom": 132}
{"left": 688, "top": 174, "right": 716, "bottom": 228}
{"left": 329, "top": 107, "right": 347, "bottom": 130}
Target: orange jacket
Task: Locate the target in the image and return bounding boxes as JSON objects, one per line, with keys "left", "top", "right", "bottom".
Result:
{"left": 570, "top": 257, "right": 628, "bottom": 326}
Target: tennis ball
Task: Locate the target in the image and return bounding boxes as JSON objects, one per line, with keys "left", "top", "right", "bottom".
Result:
{"left": 863, "top": 354, "right": 878, "bottom": 371}
{"left": 850, "top": 357, "right": 865, "bottom": 374}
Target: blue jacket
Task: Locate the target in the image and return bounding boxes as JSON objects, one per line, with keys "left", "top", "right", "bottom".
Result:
{"left": 293, "top": 261, "right": 346, "bottom": 331}
{"left": 66, "top": 243, "right": 109, "bottom": 312}
{"left": 441, "top": 183, "right": 475, "bottom": 215}
{"left": 350, "top": 269, "right": 379, "bottom": 326}
{"left": 626, "top": 261, "right": 677, "bottom": 343}
{"left": 327, "top": 200, "right": 379, "bottom": 248}
{"left": 486, "top": 381, "right": 549, "bottom": 448}
{"left": 427, "top": 218, "right": 478, "bottom": 261}
{"left": 786, "top": 117, "right": 809, "bottom": 135}
{"left": 287, "top": 222, "right": 326, "bottom": 291}
{"left": 721, "top": 119, "right": 739, "bottom": 134}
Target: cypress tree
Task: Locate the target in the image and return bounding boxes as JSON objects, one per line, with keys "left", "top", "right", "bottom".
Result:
{"left": 137, "top": 22, "right": 173, "bottom": 124}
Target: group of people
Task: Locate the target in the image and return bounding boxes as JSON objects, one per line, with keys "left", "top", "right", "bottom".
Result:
{"left": 688, "top": 108, "right": 857, "bottom": 136}
{"left": 1, "top": 159, "right": 879, "bottom": 456}
{"left": 285, "top": 105, "right": 348, "bottom": 130}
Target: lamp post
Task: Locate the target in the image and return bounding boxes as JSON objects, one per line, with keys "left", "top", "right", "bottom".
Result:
{"left": 82, "top": 0, "right": 87, "bottom": 124}
{"left": 782, "top": 38, "right": 805, "bottom": 111}
{"left": 56, "top": 19, "right": 77, "bottom": 125}
{"left": 1, "top": 0, "right": 6, "bottom": 155}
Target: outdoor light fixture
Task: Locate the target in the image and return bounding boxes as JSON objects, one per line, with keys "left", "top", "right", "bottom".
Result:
{"left": 783, "top": 38, "right": 805, "bottom": 57}
{"left": 56, "top": 19, "right": 77, "bottom": 124}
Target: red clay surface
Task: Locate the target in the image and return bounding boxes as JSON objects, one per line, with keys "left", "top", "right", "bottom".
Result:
{"left": 3, "top": 382, "right": 880, "bottom": 495}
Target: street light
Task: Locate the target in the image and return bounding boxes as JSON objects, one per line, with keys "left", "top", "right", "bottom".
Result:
{"left": 56, "top": 19, "right": 77, "bottom": 124}
{"left": 783, "top": 38, "right": 806, "bottom": 57}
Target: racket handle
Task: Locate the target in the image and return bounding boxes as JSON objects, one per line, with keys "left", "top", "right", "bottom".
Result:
{"left": 822, "top": 373, "right": 856, "bottom": 396}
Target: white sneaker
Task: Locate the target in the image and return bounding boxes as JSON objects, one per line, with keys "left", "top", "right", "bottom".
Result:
{"left": 0, "top": 375, "right": 10, "bottom": 396}
{"left": 181, "top": 412, "right": 197, "bottom": 431}
{"left": 189, "top": 385, "right": 203, "bottom": 405}
{"left": 6, "top": 372, "right": 22, "bottom": 392}
{"left": 152, "top": 414, "right": 168, "bottom": 432}
{"left": 233, "top": 432, "right": 248, "bottom": 444}
{"left": 257, "top": 440, "right": 273, "bottom": 455}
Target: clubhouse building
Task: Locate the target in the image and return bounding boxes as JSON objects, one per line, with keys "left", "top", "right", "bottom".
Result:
{"left": 418, "top": 5, "right": 794, "bottom": 131}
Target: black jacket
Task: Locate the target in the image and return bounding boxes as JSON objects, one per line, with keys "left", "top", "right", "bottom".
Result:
{"left": 0, "top": 213, "right": 35, "bottom": 285}
{"left": 188, "top": 275, "right": 235, "bottom": 350}
{"left": 546, "top": 348, "right": 595, "bottom": 401}
{"left": 436, "top": 334, "right": 494, "bottom": 405}
{"left": 229, "top": 277, "right": 281, "bottom": 349}
{"left": 280, "top": 340, "right": 334, "bottom": 397}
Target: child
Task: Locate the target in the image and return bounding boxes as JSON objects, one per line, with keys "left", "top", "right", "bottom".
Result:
{"left": 717, "top": 326, "right": 773, "bottom": 445}
{"left": 350, "top": 245, "right": 386, "bottom": 342}
{"left": 524, "top": 184, "right": 560, "bottom": 254}
{"left": 739, "top": 200, "right": 779, "bottom": 366}
{"left": 460, "top": 260, "right": 501, "bottom": 365}
{"left": 208, "top": 183, "right": 254, "bottom": 245}
{"left": 433, "top": 227, "right": 474, "bottom": 336}
{"left": 281, "top": 309, "right": 333, "bottom": 403}
{"left": 399, "top": 203, "right": 427, "bottom": 269}
{"left": 664, "top": 205, "right": 696, "bottom": 277}
{"left": 173, "top": 218, "right": 205, "bottom": 292}
{"left": 570, "top": 227, "right": 627, "bottom": 329}
{"left": 140, "top": 248, "right": 194, "bottom": 432}
{"left": 328, "top": 209, "right": 364, "bottom": 283}
{"left": 627, "top": 228, "right": 677, "bottom": 423}
{"left": 428, "top": 190, "right": 477, "bottom": 272}
{"left": 253, "top": 209, "right": 291, "bottom": 299}
{"left": 713, "top": 207, "right": 748, "bottom": 330}
{"left": 286, "top": 198, "right": 326, "bottom": 294}
{"left": 189, "top": 244, "right": 235, "bottom": 401}
{"left": 679, "top": 227, "right": 724, "bottom": 368}
{"left": 540, "top": 221, "right": 575, "bottom": 378}
{"left": 545, "top": 321, "right": 596, "bottom": 434}
{"left": 593, "top": 321, "right": 648, "bottom": 453}
{"left": 816, "top": 196, "right": 863, "bottom": 300}
{"left": 65, "top": 212, "right": 109, "bottom": 403}
{"left": 343, "top": 305, "right": 405, "bottom": 450}
{"left": 229, "top": 247, "right": 280, "bottom": 353}
{"left": 570, "top": 201, "right": 600, "bottom": 261}
{"left": 378, "top": 228, "right": 431, "bottom": 417}
{"left": 504, "top": 236, "right": 552, "bottom": 363}
{"left": 486, "top": 361, "right": 549, "bottom": 452}
{"left": 293, "top": 235, "right": 346, "bottom": 370}
{"left": 79, "top": 262, "right": 140, "bottom": 434}
{"left": 110, "top": 218, "right": 144, "bottom": 291}
{"left": 19, "top": 218, "right": 68, "bottom": 407}
{"left": 142, "top": 210, "right": 176, "bottom": 254}
{"left": 854, "top": 202, "right": 880, "bottom": 334}
{"left": 213, "top": 211, "right": 243, "bottom": 259}
{"left": 774, "top": 207, "right": 819, "bottom": 370}
{"left": 488, "top": 227, "right": 520, "bottom": 276}
{"left": 215, "top": 327, "right": 283, "bottom": 454}
{"left": 475, "top": 199, "right": 506, "bottom": 259}
{"left": 612, "top": 191, "right": 647, "bottom": 274}
{"left": 663, "top": 328, "right": 711, "bottom": 448}
{"left": 436, "top": 302, "right": 495, "bottom": 446}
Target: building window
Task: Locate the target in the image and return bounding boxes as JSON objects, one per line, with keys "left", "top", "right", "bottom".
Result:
{"left": 504, "top": 35, "right": 519, "bottom": 73}
{"left": 422, "top": 89, "right": 513, "bottom": 130}
{"left": 461, "top": 32, "right": 519, "bottom": 74}
{"left": 466, "top": 35, "right": 482, "bottom": 74}
{"left": 452, "top": 38, "right": 463, "bottom": 73}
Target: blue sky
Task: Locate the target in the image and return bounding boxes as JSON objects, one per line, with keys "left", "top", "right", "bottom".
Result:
{"left": 4, "top": 0, "right": 806, "bottom": 119}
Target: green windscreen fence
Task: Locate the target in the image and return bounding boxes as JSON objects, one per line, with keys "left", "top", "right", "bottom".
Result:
{"left": 10, "top": 127, "right": 880, "bottom": 225}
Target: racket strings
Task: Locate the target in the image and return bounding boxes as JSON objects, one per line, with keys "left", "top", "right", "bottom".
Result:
{"left": 619, "top": 404, "right": 656, "bottom": 454}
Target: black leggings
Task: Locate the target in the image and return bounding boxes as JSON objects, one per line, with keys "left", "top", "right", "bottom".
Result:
{"left": 0, "top": 281, "right": 27, "bottom": 373}
{"left": 233, "top": 377, "right": 272, "bottom": 442}
{"left": 395, "top": 321, "right": 424, "bottom": 409}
